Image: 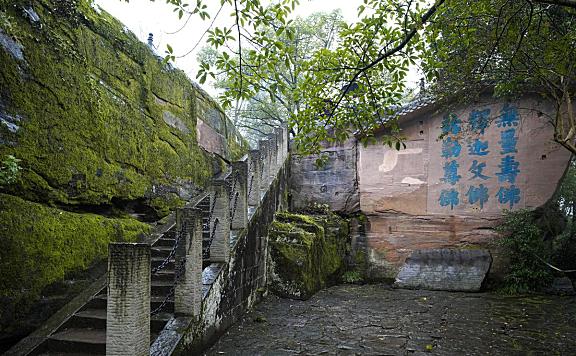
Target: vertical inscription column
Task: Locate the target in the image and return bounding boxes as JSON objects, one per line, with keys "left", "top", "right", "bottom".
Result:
{"left": 210, "top": 179, "right": 230, "bottom": 262}
{"left": 248, "top": 149, "right": 261, "bottom": 206}
{"left": 231, "top": 159, "right": 248, "bottom": 230}
{"left": 106, "top": 243, "right": 150, "bottom": 356}
{"left": 174, "top": 207, "right": 203, "bottom": 317}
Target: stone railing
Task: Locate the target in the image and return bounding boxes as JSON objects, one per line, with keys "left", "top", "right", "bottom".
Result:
{"left": 106, "top": 126, "right": 289, "bottom": 356}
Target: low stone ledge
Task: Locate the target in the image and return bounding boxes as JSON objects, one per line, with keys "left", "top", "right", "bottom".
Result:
{"left": 394, "top": 249, "right": 492, "bottom": 292}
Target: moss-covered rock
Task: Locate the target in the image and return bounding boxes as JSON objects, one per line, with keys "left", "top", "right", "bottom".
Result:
{"left": 268, "top": 211, "right": 349, "bottom": 300}
{"left": 0, "top": 193, "right": 149, "bottom": 328}
{"left": 0, "top": 0, "right": 249, "bottom": 341}
{"left": 0, "top": 0, "right": 247, "bottom": 214}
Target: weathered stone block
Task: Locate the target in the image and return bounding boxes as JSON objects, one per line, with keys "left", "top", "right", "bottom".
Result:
{"left": 546, "top": 277, "right": 575, "bottom": 296}
{"left": 268, "top": 212, "right": 349, "bottom": 300}
{"left": 394, "top": 249, "right": 492, "bottom": 292}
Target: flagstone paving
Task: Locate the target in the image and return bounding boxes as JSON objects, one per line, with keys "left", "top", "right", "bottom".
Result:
{"left": 205, "top": 284, "right": 576, "bottom": 355}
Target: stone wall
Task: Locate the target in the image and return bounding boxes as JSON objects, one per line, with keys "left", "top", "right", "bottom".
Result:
{"left": 288, "top": 94, "right": 571, "bottom": 281}
{"left": 358, "top": 94, "right": 571, "bottom": 279}
{"left": 146, "top": 132, "right": 290, "bottom": 354}
{"left": 289, "top": 140, "right": 359, "bottom": 214}
{"left": 183, "top": 162, "right": 288, "bottom": 353}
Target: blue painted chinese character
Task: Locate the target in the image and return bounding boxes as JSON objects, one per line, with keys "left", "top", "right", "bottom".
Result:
{"left": 466, "top": 184, "right": 489, "bottom": 209}
{"left": 468, "top": 109, "right": 490, "bottom": 135}
{"left": 442, "top": 160, "right": 461, "bottom": 185}
{"left": 496, "top": 185, "right": 521, "bottom": 209}
{"left": 441, "top": 113, "right": 462, "bottom": 135}
{"left": 496, "top": 155, "right": 520, "bottom": 184}
{"left": 439, "top": 189, "right": 459, "bottom": 210}
{"left": 468, "top": 139, "right": 490, "bottom": 156}
{"left": 499, "top": 128, "right": 518, "bottom": 154}
{"left": 497, "top": 104, "right": 519, "bottom": 127}
{"left": 442, "top": 137, "right": 462, "bottom": 158}
{"left": 469, "top": 160, "right": 490, "bottom": 180}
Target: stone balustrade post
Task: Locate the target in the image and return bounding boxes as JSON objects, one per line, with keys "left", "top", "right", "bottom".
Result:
{"left": 231, "top": 158, "right": 248, "bottom": 230}
{"left": 106, "top": 243, "right": 150, "bottom": 356}
{"left": 174, "top": 207, "right": 203, "bottom": 317}
{"left": 281, "top": 125, "right": 289, "bottom": 162}
{"left": 268, "top": 133, "right": 278, "bottom": 175}
{"left": 258, "top": 139, "right": 270, "bottom": 188}
{"left": 210, "top": 178, "right": 230, "bottom": 262}
{"left": 275, "top": 127, "right": 284, "bottom": 167}
{"left": 248, "top": 149, "right": 261, "bottom": 206}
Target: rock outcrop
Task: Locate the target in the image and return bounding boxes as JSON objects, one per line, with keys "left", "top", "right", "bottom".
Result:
{"left": 0, "top": 0, "right": 247, "bottom": 342}
{"left": 268, "top": 211, "right": 349, "bottom": 300}
{"left": 0, "top": 0, "right": 247, "bottom": 215}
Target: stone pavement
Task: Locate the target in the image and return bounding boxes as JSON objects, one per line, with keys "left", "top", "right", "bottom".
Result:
{"left": 204, "top": 284, "right": 576, "bottom": 355}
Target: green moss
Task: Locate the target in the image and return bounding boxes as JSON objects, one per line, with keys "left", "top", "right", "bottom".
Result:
{"left": 276, "top": 211, "right": 320, "bottom": 227}
{"left": 150, "top": 193, "right": 185, "bottom": 218}
{"left": 0, "top": 0, "right": 251, "bottom": 212}
{"left": 269, "top": 211, "right": 348, "bottom": 300}
{"left": 0, "top": 193, "right": 150, "bottom": 304}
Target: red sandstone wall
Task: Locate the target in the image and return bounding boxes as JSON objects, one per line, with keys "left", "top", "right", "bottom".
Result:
{"left": 359, "top": 95, "right": 572, "bottom": 279}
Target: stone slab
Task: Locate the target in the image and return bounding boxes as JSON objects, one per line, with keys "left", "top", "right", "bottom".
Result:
{"left": 394, "top": 249, "right": 492, "bottom": 292}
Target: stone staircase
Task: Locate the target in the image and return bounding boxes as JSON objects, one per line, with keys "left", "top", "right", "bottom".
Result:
{"left": 9, "top": 190, "right": 222, "bottom": 355}
{"left": 29, "top": 197, "right": 215, "bottom": 355}
{"left": 29, "top": 228, "right": 177, "bottom": 355}
{"left": 9, "top": 126, "right": 288, "bottom": 355}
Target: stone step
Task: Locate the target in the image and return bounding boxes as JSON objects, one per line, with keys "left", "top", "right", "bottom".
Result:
{"left": 39, "top": 328, "right": 160, "bottom": 354}
{"left": 151, "top": 257, "right": 175, "bottom": 270}
{"left": 62, "top": 309, "right": 172, "bottom": 333}
{"left": 83, "top": 295, "right": 174, "bottom": 313}
{"left": 44, "top": 328, "right": 106, "bottom": 354}
{"left": 151, "top": 280, "right": 174, "bottom": 296}
{"left": 151, "top": 269, "right": 176, "bottom": 282}
{"left": 153, "top": 237, "right": 176, "bottom": 247}
{"left": 151, "top": 246, "right": 176, "bottom": 258}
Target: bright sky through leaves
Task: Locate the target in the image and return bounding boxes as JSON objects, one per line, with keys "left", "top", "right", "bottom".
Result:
{"left": 95, "top": 0, "right": 374, "bottom": 95}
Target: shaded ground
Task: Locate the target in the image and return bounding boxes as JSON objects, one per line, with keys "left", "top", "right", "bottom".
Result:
{"left": 205, "top": 284, "right": 576, "bottom": 355}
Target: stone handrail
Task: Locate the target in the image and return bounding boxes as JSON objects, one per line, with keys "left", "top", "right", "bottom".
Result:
{"left": 106, "top": 126, "right": 289, "bottom": 356}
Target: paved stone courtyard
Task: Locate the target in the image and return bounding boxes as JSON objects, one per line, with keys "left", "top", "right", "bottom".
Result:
{"left": 205, "top": 284, "right": 576, "bottom": 355}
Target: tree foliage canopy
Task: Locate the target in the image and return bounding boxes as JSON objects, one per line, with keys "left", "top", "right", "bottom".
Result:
{"left": 145, "top": 0, "right": 576, "bottom": 154}
{"left": 424, "top": 0, "right": 576, "bottom": 154}
{"left": 196, "top": 10, "right": 346, "bottom": 144}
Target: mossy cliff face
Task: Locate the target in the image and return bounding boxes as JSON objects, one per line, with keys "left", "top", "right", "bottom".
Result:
{"left": 0, "top": 193, "right": 149, "bottom": 332}
{"left": 0, "top": 0, "right": 248, "bottom": 340}
{"left": 0, "top": 0, "right": 247, "bottom": 216}
{"left": 268, "top": 211, "right": 349, "bottom": 300}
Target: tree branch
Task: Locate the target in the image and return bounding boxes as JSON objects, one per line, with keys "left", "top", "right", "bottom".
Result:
{"left": 533, "top": 0, "right": 576, "bottom": 9}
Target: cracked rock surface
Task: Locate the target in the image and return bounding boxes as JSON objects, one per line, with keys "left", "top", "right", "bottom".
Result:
{"left": 205, "top": 284, "right": 576, "bottom": 355}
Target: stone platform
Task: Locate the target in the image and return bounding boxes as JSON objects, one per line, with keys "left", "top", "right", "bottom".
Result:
{"left": 205, "top": 284, "right": 576, "bottom": 355}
